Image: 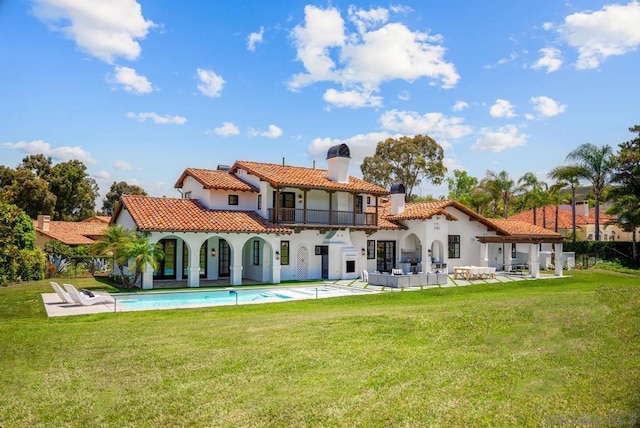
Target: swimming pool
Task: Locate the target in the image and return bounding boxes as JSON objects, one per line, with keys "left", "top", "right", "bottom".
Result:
{"left": 114, "top": 285, "right": 375, "bottom": 312}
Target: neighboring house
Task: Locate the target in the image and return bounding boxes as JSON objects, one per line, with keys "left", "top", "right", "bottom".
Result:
{"left": 33, "top": 215, "right": 110, "bottom": 249}
{"left": 509, "top": 202, "right": 637, "bottom": 242}
{"left": 112, "top": 144, "right": 564, "bottom": 289}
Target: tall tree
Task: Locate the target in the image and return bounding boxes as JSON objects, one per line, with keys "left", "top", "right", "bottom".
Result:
{"left": 361, "top": 135, "right": 446, "bottom": 201}
{"left": 102, "top": 181, "right": 148, "bottom": 216}
{"left": 607, "top": 125, "right": 640, "bottom": 261}
{"left": 48, "top": 160, "right": 99, "bottom": 220}
{"left": 565, "top": 143, "right": 614, "bottom": 241}
{"left": 2, "top": 168, "right": 56, "bottom": 218}
{"left": 548, "top": 165, "right": 583, "bottom": 244}
{"left": 19, "top": 154, "right": 52, "bottom": 180}
{"left": 90, "top": 225, "right": 135, "bottom": 280}
{"left": 481, "top": 170, "right": 516, "bottom": 218}
{"left": 517, "top": 172, "right": 547, "bottom": 225}
{"left": 446, "top": 170, "right": 478, "bottom": 206}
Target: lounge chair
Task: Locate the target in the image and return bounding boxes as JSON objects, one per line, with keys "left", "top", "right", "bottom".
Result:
{"left": 360, "top": 270, "right": 369, "bottom": 283}
{"left": 63, "top": 284, "right": 115, "bottom": 306}
{"left": 50, "top": 281, "right": 75, "bottom": 304}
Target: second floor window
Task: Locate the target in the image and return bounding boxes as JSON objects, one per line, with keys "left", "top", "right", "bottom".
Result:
{"left": 356, "top": 196, "right": 363, "bottom": 213}
{"left": 258, "top": 194, "right": 262, "bottom": 210}
{"left": 183, "top": 191, "right": 192, "bottom": 199}
{"left": 228, "top": 195, "right": 239, "bottom": 205}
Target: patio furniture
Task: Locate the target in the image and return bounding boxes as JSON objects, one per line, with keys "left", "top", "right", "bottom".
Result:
{"left": 63, "top": 284, "right": 115, "bottom": 306}
{"left": 50, "top": 281, "right": 75, "bottom": 304}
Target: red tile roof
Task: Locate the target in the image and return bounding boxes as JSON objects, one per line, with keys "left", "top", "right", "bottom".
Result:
{"left": 508, "top": 205, "right": 614, "bottom": 229}
{"left": 118, "top": 195, "right": 292, "bottom": 234}
{"left": 231, "top": 161, "right": 388, "bottom": 194}
{"left": 485, "top": 218, "right": 563, "bottom": 238}
{"left": 385, "top": 200, "right": 460, "bottom": 221}
{"left": 34, "top": 220, "right": 108, "bottom": 245}
{"left": 174, "top": 168, "right": 258, "bottom": 192}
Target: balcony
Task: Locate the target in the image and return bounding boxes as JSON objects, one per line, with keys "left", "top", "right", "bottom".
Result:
{"left": 268, "top": 208, "right": 376, "bottom": 227}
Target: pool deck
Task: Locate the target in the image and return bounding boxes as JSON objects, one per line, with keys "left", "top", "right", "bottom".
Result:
{"left": 42, "top": 272, "right": 563, "bottom": 317}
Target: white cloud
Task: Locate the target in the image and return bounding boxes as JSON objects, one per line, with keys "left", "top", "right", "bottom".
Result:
{"left": 308, "top": 132, "right": 394, "bottom": 164}
{"left": 93, "top": 170, "right": 110, "bottom": 180}
{"left": 32, "top": 0, "right": 154, "bottom": 63}
{"left": 247, "top": 27, "right": 264, "bottom": 51}
{"left": 260, "top": 125, "right": 283, "bottom": 139}
{"left": 489, "top": 99, "right": 516, "bottom": 118}
{"left": 113, "top": 160, "right": 133, "bottom": 171}
{"left": 529, "top": 96, "right": 567, "bottom": 117}
{"left": 471, "top": 125, "right": 528, "bottom": 152}
{"left": 126, "top": 112, "right": 186, "bottom": 124}
{"left": 323, "top": 88, "right": 382, "bottom": 108}
{"left": 213, "top": 122, "right": 240, "bottom": 136}
{"left": 196, "top": 68, "right": 225, "bottom": 97}
{"left": 397, "top": 90, "right": 410, "bottom": 101}
{"left": 111, "top": 66, "right": 152, "bottom": 94}
{"left": 559, "top": 1, "right": 640, "bottom": 69}
{"left": 452, "top": 101, "right": 469, "bottom": 111}
{"left": 378, "top": 109, "right": 472, "bottom": 147}
{"left": 348, "top": 5, "right": 389, "bottom": 34}
{"left": 1, "top": 139, "right": 96, "bottom": 164}
{"left": 288, "top": 5, "right": 459, "bottom": 108}
{"left": 532, "top": 47, "right": 563, "bottom": 73}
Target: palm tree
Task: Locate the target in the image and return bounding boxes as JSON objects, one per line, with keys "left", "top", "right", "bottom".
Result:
{"left": 517, "top": 172, "right": 547, "bottom": 225}
{"left": 482, "top": 170, "right": 516, "bottom": 218}
{"left": 564, "top": 143, "right": 614, "bottom": 241}
{"left": 548, "top": 165, "right": 582, "bottom": 244}
{"left": 606, "top": 194, "right": 640, "bottom": 262}
{"left": 127, "top": 234, "right": 164, "bottom": 288}
{"left": 90, "top": 225, "right": 134, "bottom": 279}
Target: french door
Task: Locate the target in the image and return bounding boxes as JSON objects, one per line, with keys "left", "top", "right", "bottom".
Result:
{"left": 376, "top": 241, "right": 396, "bottom": 273}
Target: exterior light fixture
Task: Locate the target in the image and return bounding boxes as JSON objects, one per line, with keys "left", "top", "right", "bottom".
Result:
{"left": 361, "top": 248, "right": 366, "bottom": 256}
{"left": 211, "top": 248, "right": 217, "bottom": 257}
{"left": 275, "top": 251, "right": 280, "bottom": 260}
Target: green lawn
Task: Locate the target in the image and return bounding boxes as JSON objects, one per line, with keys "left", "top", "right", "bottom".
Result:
{"left": 1, "top": 271, "right": 639, "bottom": 427}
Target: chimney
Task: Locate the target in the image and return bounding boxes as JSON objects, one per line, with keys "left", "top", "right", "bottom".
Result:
{"left": 583, "top": 201, "right": 590, "bottom": 217}
{"left": 326, "top": 144, "right": 350, "bottom": 183}
{"left": 390, "top": 184, "right": 406, "bottom": 215}
{"left": 37, "top": 215, "right": 50, "bottom": 232}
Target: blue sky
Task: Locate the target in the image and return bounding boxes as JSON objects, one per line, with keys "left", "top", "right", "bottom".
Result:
{"left": 1, "top": 0, "right": 639, "bottom": 201}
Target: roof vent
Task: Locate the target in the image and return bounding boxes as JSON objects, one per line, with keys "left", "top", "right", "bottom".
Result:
{"left": 217, "top": 165, "right": 230, "bottom": 171}
{"left": 327, "top": 143, "right": 350, "bottom": 159}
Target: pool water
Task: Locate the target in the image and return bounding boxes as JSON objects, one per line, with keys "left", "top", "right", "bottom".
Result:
{"left": 115, "top": 285, "right": 372, "bottom": 311}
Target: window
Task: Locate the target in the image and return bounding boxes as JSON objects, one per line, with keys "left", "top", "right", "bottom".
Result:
{"left": 355, "top": 195, "right": 363, "bottom": 213}
{"left": 183, "top": 191, "right": 192, "bottom": 199}
{"left": 346, "top": 260, "right": 355, "bottom": 273}
{"left": 257, "top": 194, "right": 262, "bottom": 210}
{"left": 367, "top": 196, "right": 371, "bottom": 205}
{"left": 367, "top": 240, "right": 375, "bottom": 259}
{"left": 253, "top": 240, "right": 260, "bottom": 265}
{"left": 448, "top": 235, "right": 460, "bottom": 259}
{"left": 511, "top": 243, "right": 516, "bottom": 258}
{"left": 228, "top": 195, "right": 239, "bottom": 205}
{"left": 280, "top": 241, "right": 289, "bottom": 265}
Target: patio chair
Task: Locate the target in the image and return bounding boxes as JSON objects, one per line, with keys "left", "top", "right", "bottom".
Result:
{"left": 50, "top": 281, "right": 74, "bottom": 304}
{"left": 63, "top": 284, "right": 115, "bottom": 306}
{"left": 361, "top": 270, "right": 369, "bottom": 283}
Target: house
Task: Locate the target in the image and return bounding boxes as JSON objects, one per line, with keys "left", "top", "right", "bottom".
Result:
{"left": 111, "top": 144, "right": 564, "bottom": 289}
{"left": 509, "top": 202, "right": 636, "bottom": 242}
{"left": 34, "top": 215, "right": 110, "bottom": 249}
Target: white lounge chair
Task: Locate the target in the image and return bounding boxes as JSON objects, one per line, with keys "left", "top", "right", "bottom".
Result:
{"left": 63, "top": 284, "right": 115, "bottom": 306}
{"left": 50, "top": 281, "right": 74, "bottom": 304}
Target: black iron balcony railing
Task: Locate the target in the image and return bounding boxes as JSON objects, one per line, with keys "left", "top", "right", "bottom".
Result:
{"left": 268, "top": 208, "right": 376, "bottom": 227}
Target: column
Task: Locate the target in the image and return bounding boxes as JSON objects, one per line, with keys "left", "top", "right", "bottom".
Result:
{"left": 554, "top": 243, "right": 564, "bottom": 277}
{"left": 142, "top": 265, "right": 154, "bottom": 289}
{"left": 231, "top": 265, "right": 243, "bottom": 286}
{"left": 529, "top": 243, "right": 540, "bottom": 278}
